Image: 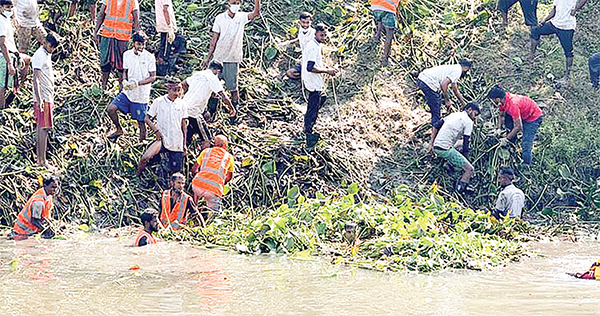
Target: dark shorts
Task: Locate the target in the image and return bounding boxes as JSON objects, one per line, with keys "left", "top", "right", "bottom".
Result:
{"left": 159, "top": 145, "right": 184, "bottom": 174}
{"left": 218, "top": 62, "right": 238, "bottom": 92}
{"left": 589, "top": 53, "right": 600, "bottom": 87}
{"left": 531, "top": 22, "right": 574, "bottom": 58}
{"left": 498, "top": 0, "right": 538, "bottom": 26}
{"left": 293, "top": 64, "right": 301, "bottom": 73}
{"left": 71, "top": 0, "right": 95, "bottom": 5}
{"left": 112, "top": 92, "right": 147, "bottom": 121}
{"left": 187, "top": 116, "right": 212, "bottom": 145}
{"left": 99, "top": 36, "right": 128, "bottom": 73}
{"left": 373, "top": 10, "right": 397, "bottom": 29}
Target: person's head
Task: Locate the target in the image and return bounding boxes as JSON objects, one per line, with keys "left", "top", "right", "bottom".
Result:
{"left": 132, "top": 32, "right": 147, "bottom": 53}
{"left": 299, "top": 12, "right": 312, "bottom": 29}
{"left": 459, "top": 59, "right": 472, "bottom": 77}
{"left": 214, "top": 134, "right": 229, "bottom": 149}
{"left": 165, "top": 77, "right": 182, "bottom": 100}
{"left": 314, "top": 24, "right": 328, "bottom": 43}
{"left": 486, "top": 86, "right": 506, "bottom": 106}
{"left": 464, "top": 102, "right": 480, "bottom": 120}
{"left": 208, "top": 60, "right": 224, "bottom": 76}
{"left": 170, "top": 172, "right": 185, "bottom": 192}
{"left": 42, "top": 175, "right": 60, "bottom": 196}
{"left": 140, "top": 209, "right": 159, "bottom": 232}
{"left": 228, "top": 0, "right": 241, "bottom": 14}
{"left": 43, "top": 32, "right": 60, "bottom": 53}
{"left": 0, "top": 0, "right": 12, "bottom": 15}
{"left": 498, "top": 167, "right": 515, "bottom": 187}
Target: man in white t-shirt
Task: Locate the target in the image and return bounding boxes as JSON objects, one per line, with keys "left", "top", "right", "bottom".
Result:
{"left": 530, "top": 0, "right": 588, "bottom": 86}
{"left": 155, "top": 0, "right": 183, "bottom": 76}
{"left": 106, "top": 33, "right": 156, "bottom": 141}
{"left": 428, "top": 103, "right": 480, "bottom": 194}
{"left": 417, "top": 59, "right": 471, "bottom": 126}
{"left": 15, "top": 0, "right": 46, "bottom": 53}
{"left": 139, "top": 77, "right": 188, "bottom": 176}
{"left": 493, "top": 167, "right": 525, "bottom": 219}
{"left": 182, "top": 60, "right": 235, "bottom": 149}
{"left": 204, "top": 0, "right": 261, "bottom": 109}
{"left": 302, "top": 24, "right": 337, "bottom": 148}
{"left": 282, "top": 12, "right": 315, "bottom": 79}
{"left": 32, "top": 33, "right": 59, "bottom": 170}
{"left": 0, "top": 0, "right": 30, "bottom": 109}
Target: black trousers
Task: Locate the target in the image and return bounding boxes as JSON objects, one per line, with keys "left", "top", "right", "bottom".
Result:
{"left": 186, "top": 116, "right": 212, "bottom": 145}
{"left": 305, "top": 90, "right": 327, "bottom": 134}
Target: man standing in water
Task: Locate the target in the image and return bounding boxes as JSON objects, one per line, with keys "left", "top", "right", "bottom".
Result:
{"left": 135, "top": 210, "right": 158, "bottom": 246}
{"left": 492, "top": 167, "right": 525, "bottom": 219}
{"left": 12, "top": 175, "right": 59, "bottom": 240}
{"left": 159, "top": 172, "right": 198, "bottom": 230}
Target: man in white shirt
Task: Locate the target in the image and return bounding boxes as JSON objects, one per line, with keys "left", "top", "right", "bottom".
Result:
{"left": 302, "top": 24, "right": 337, "bottom": 148}
{"left": 182, "top": 60, "right": 235, "bottom": 149}
{"left": 417, "top": 59, "right": 471, "bottom": 126}
{"left": 32, "top": 33, "right": 59, "bottom": 170}
{"left": 530, "top": 0, "right": 588, "bottom": 86}
{"left": 0, "top": 0, "right": 30, "bottom": 109}
{"left": 138, "top": 77, "right": 188, "bottom": 176}
{"left": 283, "top": 11, "right": 314, "bottom": 79}
{"left": 155, "top": 0, "right": 181, "bottom": 76}
{"left": 15, "top": 0, "right": 46, "bottom": 53}
{"left": 428, "top": 103, "right": 480, "bottom": 194}
{"left": 204, "top": 0, "right": 261, "bottom": 108}
{"left": 493, "top": 167, "right": 525, "bottom": 219}
{"left": 106, "top": 32, "right": 156, "bottom": 141}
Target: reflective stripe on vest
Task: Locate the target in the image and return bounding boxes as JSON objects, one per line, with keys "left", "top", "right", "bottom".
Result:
{"left": 13, "top": 188, "right": 50, "bottom": 235}
{"left": 100, "top": 0, "right": 134, "bottom": 41}
{"left": 135, "top": 229, "right": 157, "bottom": 246}
{"left": 193, "top": 148, "right": 231, "bottom": 197}
{"left": 160, "top": 190, "right": 190, "bottom": 230}
{"left": 371, "top": 0, "right": 399, "bottom": 13}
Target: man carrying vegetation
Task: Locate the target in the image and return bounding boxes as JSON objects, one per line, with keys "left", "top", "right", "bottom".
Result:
{"left": 589, "top": 52, "right": 600, "bottom": 89}
{"left": 159, "top": 172, "right": 198, "bottom": 230}
{"left": 204, "top": 0, "right": 261, "bottom": 113}
{"left": 15, "top": 0, "right": 47, "bottom": 53}
{"left": 417, "top": 59, "right": 472, "bottom": 127}
{"left": 138, "top": 77, "right": 188, "bottom": 176}
{"left": 371, "top": 0, "right": 400, "bottom": 66}
{"left": 32, "top": 33, "right": 59, "bottom": 170}
{"left": 182, "top": 60, "right": 235, "bottom": 149}
{"left": 11, "top": 175, "right": 59, "bottom": 240}
{"left": 281, "top": 12, "right": 314, "bottom": 79}
{"left": 498, "top": 0, "right": 538, "bottom": 29}
{"left": 154, "top": 0, "right": 177, "bottom": 75}
{"left": 487, "top": 86, "right": 542, "bottom": 165}
{"left": 95, "top": 0, "right": 139, "bottom": 91}
{"left": 135, "top": 210, "right": 158, "bottom": 246}
{"left": 106, "top": 32, "right": 156, "bottom": 141}
{"left": 302, "top": 24, "right": 337, "bottom": 148}
{"left": 492, "top": 167, "right": 525, "bottom": 220}
{"left": 191, "top": 135, "right": 234, "bottom": 214}
{"left": 428, "top": 103, "right": 480, "bottom": 194}
{"left": 529, "top": 0, "right": 588, "bottom": 87}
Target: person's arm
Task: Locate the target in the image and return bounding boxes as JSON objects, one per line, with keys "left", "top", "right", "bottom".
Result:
{"left": 217, "top": 91, "right": 236, "bottom": 116}
{"left": 163, "top": 4, "right": 171, "bottom": 26}
{"left": 204, "top": 32, "right": 220, "bottom": 66}
{"left": 33, "top": 69, "right": 42, "bottom": 104}
{"left": 451, "top": 82, "right": 466, "bottom": 105}
{"left": 132, "top": 9, "right": 140, "bottom": 33}
{"left": 440, "top": 78, "right": 453, "bottom": 106}
{"left": 498, "top": 110, "right": 505, "bottom": 129}
{"left": 248, "top": 0, "right": 261, "bottom": 20}
{"left": 224, "top": 157, "right": 233, "bottom": 183}
{"left": 145, "top": 115, "right": 161, "bottom": 140}
{"left": 428, "top": 119, "right": 444, "bottom": 152}
{"left": 181, "top": 79, "right": 189, "bottom": 93}
{"left": 192, "top": 161, "right": 200, "bottom": 174}
{"left": 138, "top": 71, "right": 156, "bottom": 86}
{"left": 181, "top": 118, "right": 187, "bottom": 155}
{"left": 506, "top": 116, "right": 522, "bottom": 140}
{"left": 540, "top": 7, "right": 556, "bottom": 24}
{"left": 307, "top": 61, "right": 337, "bottom": 75}
{"left": 571, "top": 0, "right": 589, "bottom": 15}
{"left": 30, "top": 201, "right": 50, "bottom": 232}
{"left": 94, "top": 4, "right": 107, "bottom": 43}
{"left": 0, "top": 37, "right": 15, "bottom": 75}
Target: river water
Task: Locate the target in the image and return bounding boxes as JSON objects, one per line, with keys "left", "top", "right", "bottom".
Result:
{"left": 0, "top": 234, "right": 599, "bottom": 316}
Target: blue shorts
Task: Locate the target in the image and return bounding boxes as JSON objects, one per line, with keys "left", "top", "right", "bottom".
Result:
{"left": 294, "top": 64, "right": 301, "bottom": 73}
{"left": 112, "top": 92, "right": 147, "bottom": 121}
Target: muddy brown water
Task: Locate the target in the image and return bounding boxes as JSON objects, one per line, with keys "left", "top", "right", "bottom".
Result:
{"left": 0, "top": 235, "right": 599, "bottom": 315}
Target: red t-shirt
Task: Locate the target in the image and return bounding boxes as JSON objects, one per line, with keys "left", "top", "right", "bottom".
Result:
{"left": 499, "top": 93, "right": 543, "bottom": 123}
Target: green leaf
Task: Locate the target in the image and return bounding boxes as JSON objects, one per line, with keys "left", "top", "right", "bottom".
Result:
{"left": 262, "top": 160, "right": 276, "bottom": 175}
{"left": 265, "top": 46, "right": 277, "bottom": 60}
{"left": 187, "top": 3, "right": 199, "bottom": 11}
{"left": 39, "top": 10, "right": 49, "bottom": 22}
{"left": 289, "top": 26, "right": 298, "bottom": 36}
{"left": 346, "top": 183, "right": 359, "bottom": 195}
{"left": 287, "top": 185, "right": 300, "bottom": 207}
{"left": 558, "top": 164, "right": 571, "bottom": 180}
{"left": 294, "top": 249, "right": 310, "bottom": 258}
{"left": 241, "top": 156, "right": 254, "bottom": 167}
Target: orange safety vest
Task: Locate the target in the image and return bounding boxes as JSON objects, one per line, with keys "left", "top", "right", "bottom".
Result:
{"left": 192, "top": 147, "right": 232, "bottom": 198}
{"left": 100, "top": 0, "right": 136, "bottom": 41}
{"left": 371, "top": 0, "right": 400, "bottom": 13}
{"left": 160, "top": 190, "right": 192, "bottom": 230}
{"left": 13, "top": 188, "right": 52, "bottom": 235}
{"left": 134, "top": 229, "right": 157, "bottom": 246}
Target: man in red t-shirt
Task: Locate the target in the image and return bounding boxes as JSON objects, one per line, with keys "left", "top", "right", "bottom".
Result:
{"left": 487, "top": 87, "right": 543, "bottom": 165}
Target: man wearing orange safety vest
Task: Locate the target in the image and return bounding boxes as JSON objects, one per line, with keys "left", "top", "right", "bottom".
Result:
{"left": 94, "top": 0, "right": 140, "bottom": 91}
{"left": 135, "top": 210, "right": 158, "bottom": 246}
{"left": 371, "top": 0, "right": 401, "bottom": 66}
{"left": 191, "top": 135, "right": 234, "bottom": 213}
{"left": 11, "top": 175, "right": 59, "bottom": 240}
{"left": 159, "top": 172, "right": 198, "bottom": 230}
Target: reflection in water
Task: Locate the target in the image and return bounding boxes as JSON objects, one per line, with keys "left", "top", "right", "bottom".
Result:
{"left": 0, "top": 236, "right": 599, "bottom": 315}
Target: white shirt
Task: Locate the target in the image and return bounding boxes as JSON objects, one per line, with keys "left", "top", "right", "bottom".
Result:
{"left": 418, "top": 64, "right": 463, "bottom": 92}
{"left": 123, "top": 49, "right": 156, "bottom": 104}
{"left": 182, "top": 69, "right": 223, "bottom": 118}
{"left": 155, "top": 0, "right": 177, "bottom": 33}
{"left": 15, "top": 0, "right": 41, "bottom": 28}
{"left": 550, "top": 0, "right": 577, "bottom": 30}
{"left": 302, "top": 39, "right": 324, "bottom": 92}
{"left": 0, "top": 13, "right": 17, "bottom": 53}
{"left": 212, "top": 11, "right": 250, "bottom": 63}
{"left": 433, "top": 111, "right": 473, "bottom": 150}
{"left": 298, "top": 26, "right": 315, "bottom": 52}
{"left": 31, "top": 46, "right": 54, "bottom": 103}
{"left": 147, "top": 95, "right": 188, "bottom": 152}
{"left": 495, "top": 184, "right": 525, "bottom": 218}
